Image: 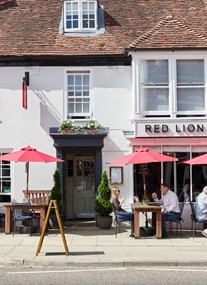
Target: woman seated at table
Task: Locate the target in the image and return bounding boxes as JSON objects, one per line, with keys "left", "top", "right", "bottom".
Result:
{"left": 110, "top": 186, "right": 134, "bottom": 236}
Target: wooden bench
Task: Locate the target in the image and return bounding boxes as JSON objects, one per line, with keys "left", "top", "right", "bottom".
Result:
{"left": 22, "top": 190, "right": 50, "bottom": 205}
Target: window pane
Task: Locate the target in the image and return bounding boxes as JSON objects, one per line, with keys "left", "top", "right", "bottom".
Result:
{"left": 83, "top": 75, "right": 89, "bottom": 85}
{"left": 83, "top": 98, "right": 90, "bottom": 112}
{"left": 141, "top": 88, "right": 169, "bottom": 111}
{"left": 177, "top": 60, "right": 204, "bottom": 86}
{"left": 75, "top": 75, "right": 82, "bottom": 85}
{"left": 141, "top": 60, "right": 169, "bottom": 85}
{"left": 83, "top": 91, "right": 89, "bottom": 96}
{"left": 177, "top": 88, "right": 205, "bottom": 111}
{"left": 89, "top": 20, "right": 95, "bottom": 28}
{"left": 68, "top": 103, "right": 74, "bottom": 113}
{"left": 68, "top": 75, "right": 74, "bottom": 85}
{"left": 83, "top": 103, "right": 89, "bottom": 113}
{"left": 89, "top": 2, "right": 95, "bottom": 10}
{"left": 76, "top": 102, "right": 82, "bottom": 113}
{"left": 73, "top": 20, "right": 78, "bottom": 29}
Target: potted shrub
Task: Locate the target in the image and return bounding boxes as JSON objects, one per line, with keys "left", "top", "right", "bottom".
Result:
{"left": 94, "top": 171, "right": 113, "bottom": 229}
{"left": 49, "top": 168, "right": 63, "bottom": 228}
{"left": 83, "top": 120, "right": 103, "bottom": 133}
{"left": 58, "top": 120, "right": 77, "bottom": 133}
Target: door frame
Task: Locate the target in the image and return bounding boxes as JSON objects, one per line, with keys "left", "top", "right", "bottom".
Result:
{"left": 50, "top": 131, "right": 108, "bottom": 220}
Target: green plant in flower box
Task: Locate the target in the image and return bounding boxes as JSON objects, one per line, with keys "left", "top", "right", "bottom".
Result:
{"left": 58, "top": 120, "right": 76, "bottom": 132}
{"left": 83, "top": 120, "right": 103, "bottom": 130}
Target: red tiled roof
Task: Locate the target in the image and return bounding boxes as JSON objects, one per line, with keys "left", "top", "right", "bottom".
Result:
{"left": 128, "top": 16, "right": 207, "bottom": 49}
{"left": 0, "top": 0, "right": 207, "bottom": 57}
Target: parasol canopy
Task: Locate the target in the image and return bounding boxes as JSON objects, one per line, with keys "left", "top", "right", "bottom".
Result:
{"left": 182, "top": 153, "right": 207, "bottom": 165}
{"left": 109, "top": 147, "right": 177, "bottom": 165}
{"left": 0, "top": 146, "right": 64, "bottom": 198}
{"left": 108, "top": 147, "right": 177, "bottom": 199}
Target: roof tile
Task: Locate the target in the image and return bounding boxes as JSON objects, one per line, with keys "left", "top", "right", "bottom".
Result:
{"left": 0, "top": 0, "right": 207, "bottom": 57}
{"left": 128, "top": 17, "right": 207, "bottom": 49}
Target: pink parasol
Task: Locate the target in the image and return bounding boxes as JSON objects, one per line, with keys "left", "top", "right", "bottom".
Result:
{"left": 0, "top": 146, "right": 64, "bottom": 198}
{"left": 183, "top": 153, "right": 207, "bottom": 165}
{"left": 108, "top": 147, "right": 177, "bottom": 199}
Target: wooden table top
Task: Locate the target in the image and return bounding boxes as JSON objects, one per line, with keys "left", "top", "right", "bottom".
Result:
{"left": 4, "top": 203, "right": 47, "bottom": 208}
{"left": 133, "top": 204, "right": 162, "bottom": 210}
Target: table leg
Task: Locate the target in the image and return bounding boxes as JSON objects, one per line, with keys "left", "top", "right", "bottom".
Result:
{"left": 134, "top": 209, "right": 140, "bottom": 238}
{"left": 5, "top": 207, "right": 11, "bottom": 234}
{"left": 156, "top": 210, "right": 162, "bottom": 238}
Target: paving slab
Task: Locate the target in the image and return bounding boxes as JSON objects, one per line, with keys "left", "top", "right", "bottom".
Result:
{"left": 0, "top": 222, "right": 207, "bottom": 267}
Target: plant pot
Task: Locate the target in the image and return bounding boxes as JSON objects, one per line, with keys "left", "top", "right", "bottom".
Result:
{"left": 96, "top": 215, "right": 112, "bottom": 229}
{"left": 85, "top": 129, "right": 98, "bottom": 134}
{"left": 61, "top": 128, "right": 75, "bottom": 134}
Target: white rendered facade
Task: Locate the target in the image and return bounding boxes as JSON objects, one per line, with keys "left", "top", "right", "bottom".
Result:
{"left": 0, "top": 65, "right": 134, "bottom": 213}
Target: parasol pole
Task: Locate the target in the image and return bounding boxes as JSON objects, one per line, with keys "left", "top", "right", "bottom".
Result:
{"left": 142, "top": 164, "right": 148, "bottom": 228}
{"left": 25, "top": 162, "right": 29, "bottom": 200}
{"left": 142, "top": 164, "right": 147, "bottom": 200}
{"left": 189, "top": 145, "right": 193, "bottom": 200}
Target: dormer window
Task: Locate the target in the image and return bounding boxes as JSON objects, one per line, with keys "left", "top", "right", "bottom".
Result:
{"left": 64, "top": 0, "right": 97, "bottom": 32}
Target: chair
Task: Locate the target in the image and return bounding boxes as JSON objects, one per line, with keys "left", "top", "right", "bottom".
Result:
{"left": 168, "top": 202, "right": 185, "bottom": 237}
{"left": 12, "top": 206, "right": 34, "bottom": 236}
{"left": 22, "top": 190, "right": 50, "bottom": 205}
{"left": 112, "top": 204, "right": 133, "bottom": 238}
{"left": 189, "top": 200, "right": 207, "bottom": 237}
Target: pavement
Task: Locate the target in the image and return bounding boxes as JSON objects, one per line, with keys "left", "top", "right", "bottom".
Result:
{"left": 1, "top": 220, "right": 207, "bottom": 268}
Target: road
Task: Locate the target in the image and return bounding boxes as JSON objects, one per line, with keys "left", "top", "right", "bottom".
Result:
{"left": 0, "top": 266, "right": 207, "bottom": 285}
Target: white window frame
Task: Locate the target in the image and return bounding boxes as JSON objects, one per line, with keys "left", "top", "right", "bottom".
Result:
{"left": 0, "top": 150, "right": 11, "bottom": 200}
{"left": 139, "top": 59, "right": 170, "bottom": 116}
{"left": 64, "top": 0, "right": 97, "bottom": 32}
{"left": 176, "top": 59, "right": 205, "bottom": 116}
{"left": 133, "top": 53, "right": 207, "bottom": 118}
{"left": 64, "top": 67, "right": 94, "bottom": 119}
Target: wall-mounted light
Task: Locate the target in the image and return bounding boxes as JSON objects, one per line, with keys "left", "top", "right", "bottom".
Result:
{"left": 22, "top": 71, "right": 29, "bottom": 109}
{"left": 23, "top": 71, "right": 29, "bottom": 86}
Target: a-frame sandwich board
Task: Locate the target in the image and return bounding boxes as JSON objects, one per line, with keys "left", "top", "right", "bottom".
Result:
{"left": 36, "top": 200, "right": 69, "bottom": 256}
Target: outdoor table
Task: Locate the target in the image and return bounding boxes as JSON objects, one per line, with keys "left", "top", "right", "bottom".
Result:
{"left": 4, "top": 203, "right": 48, "bottom": 234}
{"left": 133, "top": 204, "right": 162, "bottom": 239}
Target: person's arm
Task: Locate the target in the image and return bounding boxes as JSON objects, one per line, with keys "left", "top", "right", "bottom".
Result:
{"left": 112, "top": 198, "right": 126, "bottom": 214}
{"left": 168, "top": 193, "right": 178, "bottom": 212}
{"left": 152, "top": 192, "right": 163, "bottom": 205}
{"left": 112, "top": 198, "right": 121, "bottom": 211}
{"left": 203, "top": 195, "right": 207, "bottom": 205}
{"left": 202, "top": 195, "right": 207, "bottom": 213}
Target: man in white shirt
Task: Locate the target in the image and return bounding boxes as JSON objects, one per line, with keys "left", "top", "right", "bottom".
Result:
{"left": 152, "top": 183, "right": 180, "bottom": 238}
{"left": 195, "top": 186, "right": 207, "bottom": 238}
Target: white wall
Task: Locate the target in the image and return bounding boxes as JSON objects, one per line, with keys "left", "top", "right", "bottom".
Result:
{"left": 0, "top": 66, "right": 65, "bottom": 203}
{"left": 0, "top": 65, "right": 134, "bottom": 206}
{"left": 94, "top": 66, "right": 134, "bottom": 205}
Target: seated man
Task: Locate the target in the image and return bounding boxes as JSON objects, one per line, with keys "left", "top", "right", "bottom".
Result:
{"left": 195, "top": 186, "right": 207, "bottom": 238}
{"left": 152, "top": 183, "right": 180, "bottom": 238}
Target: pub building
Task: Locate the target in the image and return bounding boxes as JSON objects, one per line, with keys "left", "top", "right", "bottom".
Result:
{"left": 1, "top": 1, "right": 207, "bottom": 231}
